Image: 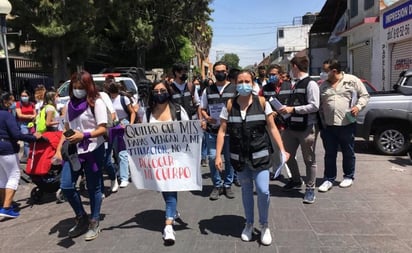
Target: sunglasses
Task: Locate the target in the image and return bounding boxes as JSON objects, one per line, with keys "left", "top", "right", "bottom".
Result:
{"left": 152, "top": 88, "right": 168, "bottom": 95}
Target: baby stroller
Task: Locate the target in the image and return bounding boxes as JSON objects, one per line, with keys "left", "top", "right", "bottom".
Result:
{"left": 25, "top": 131, "right": 66, "bottom": 203}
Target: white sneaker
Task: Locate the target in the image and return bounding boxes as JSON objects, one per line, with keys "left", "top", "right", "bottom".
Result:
{"left": 163, "top": 225, "right": 175, "bottom": 244}
{"left": 318, "top": 180, "right": 333, "bottom": 192}
{"left": 260, "top": 224, "right": 272, "bottom": 246}
{"left": 119, "top": 181, "right": 129, "bottom": 188}
{"left": 339, "top": 178, "right": 353, "bottom": 188}
{"left": 241, "top": 223, "right": 253, "bottom": 241}
{"left": 111, "top": 180, "right": 119, "bottom": 192}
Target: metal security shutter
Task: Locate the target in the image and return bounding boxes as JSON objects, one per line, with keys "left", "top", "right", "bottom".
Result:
{"left": 352, "top": 45, "right": 371, "bottom": 80}
{"left": 390, "top": 40, "right": 412, "bottom": 85}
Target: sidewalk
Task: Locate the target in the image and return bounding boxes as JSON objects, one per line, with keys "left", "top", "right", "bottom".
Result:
{"left": 2, "top": 143, "right": 412, "bottom": 253}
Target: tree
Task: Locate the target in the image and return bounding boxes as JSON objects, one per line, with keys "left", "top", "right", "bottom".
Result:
{"left": 220, "top": 53, "right": 240, "bottom": 70}
{"left": 7, "top": 0, "right": 213, "bottom": 84}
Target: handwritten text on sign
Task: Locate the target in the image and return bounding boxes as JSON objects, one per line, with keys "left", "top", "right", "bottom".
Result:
{"left": 124, "top": 120, "right": 202, "bottom": 192}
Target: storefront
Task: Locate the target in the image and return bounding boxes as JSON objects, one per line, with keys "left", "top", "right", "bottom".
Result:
{"left": 381, "top": 0, "right": 412, "bottom": 89}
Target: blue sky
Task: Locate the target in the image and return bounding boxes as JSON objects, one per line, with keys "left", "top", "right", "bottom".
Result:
{"left": 209, "top": 0, "right": 327, "bottom": 67}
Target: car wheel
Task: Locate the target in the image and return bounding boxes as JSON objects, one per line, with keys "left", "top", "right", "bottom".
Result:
{"left": 373, "top": 126, "right": 410, "bottom": 155}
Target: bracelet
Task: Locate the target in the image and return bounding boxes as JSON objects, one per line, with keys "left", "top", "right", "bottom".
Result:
{"left": 83, "top": 132, "right": 91, "bottom": 140}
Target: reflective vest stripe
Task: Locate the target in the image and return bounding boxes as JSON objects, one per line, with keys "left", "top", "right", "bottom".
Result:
{"left": 294, "top": 88, "right": 306, "bottom": 94}
{"left": 230, "top": 153, "right": 239, "bottom": 160}
{"left": 279, "top": 90, "right": 292, "bottom": 95}
{"left": 208, "top": 94, "right": 220, "bottom": 99}
{"left": 231, "top": 149, "right": 270, "bottom": 161}
{"left": 228, "top": 116, "right": 242, "bottom": 123}
{"left": 245, "top": 114, "right": 265, "bottom": 122}
{"left": 222, "top": 93, "right": 236, "bottom": 98}
{"left": 252, "top": 149, "right": 270, "bottom": 159}
{"left": 263, "top": 91, "right": 276, "bottom": 96}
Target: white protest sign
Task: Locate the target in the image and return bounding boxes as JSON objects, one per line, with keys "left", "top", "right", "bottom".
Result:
{"left": 124, "top": 120, "right": 202, "bottom": 192}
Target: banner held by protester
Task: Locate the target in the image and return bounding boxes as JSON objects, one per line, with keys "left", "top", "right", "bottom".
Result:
{"left": 124, "top": 120, "right": 202, "bottom": 192}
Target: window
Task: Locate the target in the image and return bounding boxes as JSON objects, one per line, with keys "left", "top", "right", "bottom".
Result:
{"left": 364, "top": 0, "right": 374, "bottom": 10}
{"left": 350, "top": 0, "right": 358, "bottom": 18}
{"left": 278, "top": 29, "right": 284, "bottom": 38}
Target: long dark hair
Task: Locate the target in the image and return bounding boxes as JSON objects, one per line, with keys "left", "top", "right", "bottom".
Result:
{"left": 69, "top": 70, "right": 99, "bottom": 106}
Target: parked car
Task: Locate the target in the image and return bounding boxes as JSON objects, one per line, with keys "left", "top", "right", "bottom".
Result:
{"left": 98, "top": 67, "right": 152, "bottom": 104}
{"left": 361, "top": 79, "right": 378, "bottom": 93}
{"left": 356, "top": 69, "right": 412, "bottom": 155}
{"left": 56, "top": 73, "right": 139, "bottom": 112}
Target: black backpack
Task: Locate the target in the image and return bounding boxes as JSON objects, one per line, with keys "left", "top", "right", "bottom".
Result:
{"left": 146, "top": 102, "right": 181, "bottom": 122}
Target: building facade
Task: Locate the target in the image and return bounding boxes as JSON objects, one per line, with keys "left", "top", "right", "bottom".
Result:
{"left": 380, "top": 0, "right": 412, "bottom": 90}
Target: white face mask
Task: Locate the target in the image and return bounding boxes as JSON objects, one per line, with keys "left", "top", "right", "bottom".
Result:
{"left": 320, "top": 72, "right": 328, "bottom": 81}
{"left": 73, "top": 89, "right": 87, "bottom": 99}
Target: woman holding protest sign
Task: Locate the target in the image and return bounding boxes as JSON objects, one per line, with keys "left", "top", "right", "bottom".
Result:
{"left": 143, "top": 80, "right": 189, "bottom": 245}
{"left": 215, "top": 70, "right": 289, "bottom": 246}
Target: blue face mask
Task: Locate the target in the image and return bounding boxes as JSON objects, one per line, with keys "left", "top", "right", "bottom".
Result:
{"left": 268, "top": 75, "right": 278, "bottom": 84}
{"left": 21, "top": 97, "right": 29, "bottom": 103}
{"left": 236, "top": 83, "right": 253, "bottom": 96}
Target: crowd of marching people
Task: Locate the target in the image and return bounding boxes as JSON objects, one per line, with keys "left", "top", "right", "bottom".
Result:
{"left": 0, "top": 57, "right": 374, "bottom": 246}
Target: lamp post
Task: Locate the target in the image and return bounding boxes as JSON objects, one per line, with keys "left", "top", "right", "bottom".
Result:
{"left": 0, "top": 0, "right": 12, "bottom": 94}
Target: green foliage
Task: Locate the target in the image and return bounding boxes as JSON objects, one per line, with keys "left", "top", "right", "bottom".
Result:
{"left": 177, "top": 36, "right": 195, "bottom": 63}
{"left": 220, "top": 53, "right": 241, "bottom": 70}
{"left": 7, "top": 0, "right": 213, "bottom": 77}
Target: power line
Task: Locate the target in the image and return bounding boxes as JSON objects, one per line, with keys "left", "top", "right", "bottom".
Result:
{"left": 214, "top": 32, "right": 275, "bottom": 37}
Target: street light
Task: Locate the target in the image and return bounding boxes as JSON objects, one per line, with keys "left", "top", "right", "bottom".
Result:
{"left": 0, "top": 0, "right": 12, "bottom": 94}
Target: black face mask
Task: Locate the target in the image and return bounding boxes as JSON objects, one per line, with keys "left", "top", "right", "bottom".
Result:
{"left": 180, "top": 74, "right": 188, "bottom": 82}
{"left": 215, "top": 72, "right": 227, "bottom": 82}
{"left": 108, "top": 84, "right": 118, "bottom": 94}
{"left": 153, "top": 93, "right": 170, "bottom": 104}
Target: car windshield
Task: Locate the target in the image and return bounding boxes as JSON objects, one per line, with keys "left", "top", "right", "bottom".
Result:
{"left": 58, "top": 78, "right": 137, "bottom": 97}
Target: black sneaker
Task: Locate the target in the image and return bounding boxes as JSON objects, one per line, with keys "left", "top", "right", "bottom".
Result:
{"left": 233, "top": 179, "right": 241, "bottom": 187}
{"left": 209, "top": 187, "right": 222, "bottom": 200}
{"left": 225, "top": 187, "right": 235, "bottom": 199}
{"left": 282, "top": 180, "right": 303, "bottom": 191}
{"left": 68, "top": 214, "right": 89, "bottom": 238}
{"left": 269, "top": 172, "right": 277, "bottom": 181}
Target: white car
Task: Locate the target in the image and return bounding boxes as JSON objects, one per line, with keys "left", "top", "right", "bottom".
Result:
{"left": 56, "top": 73, "right": 139, "bottom": 112}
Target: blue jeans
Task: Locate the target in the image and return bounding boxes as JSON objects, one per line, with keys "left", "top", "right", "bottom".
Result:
{"left": 205, "top": 132, "right": 234, "bottom": 188}
{"left": 104, "top": 142, "right": 117, "bottom": 181}
{"left": 238, "top": 167, "right": 270, "bottom": 225}
{"left": 320, "top": 123, "right": 356, "bottom": 181}
{"left": 19, "top": 122, "right": 30, "bottom": 158}
{"left": 60, "top": 144, "right": 105, "bottom": 221}
{"left": 201, "top": 132, "right": 208, "bottom": 160}
{"left": 113, "top": 138, "right": 129, "bottom": 183}
{"left": 162, "top": 192, "right": 177, "bottom": 220}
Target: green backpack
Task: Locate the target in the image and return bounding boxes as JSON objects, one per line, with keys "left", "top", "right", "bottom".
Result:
{"left": 35, "top": 105, "right": 49, "bottom": 133}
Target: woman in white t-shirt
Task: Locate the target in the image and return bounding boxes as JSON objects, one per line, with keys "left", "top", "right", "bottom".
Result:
{"left": 215, "top": 70, "right": 289, "bottom": 246}
{"left": 42, "top": 91, "right": 60, "bottom": 132}
{"left": 107, "top": 81, "right": 136, "bottom": 188}
{"left": 143, "top": 80, "right": 189, "bottom": 245}
{"left": 54, "top": 71, "right": 107, "bottom": 241}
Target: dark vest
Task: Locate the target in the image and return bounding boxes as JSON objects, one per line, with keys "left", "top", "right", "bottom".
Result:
{"left": 170, "top": 82, "right": 196, "bottom": 119}
{"left": 227, "top": 95, "right": 273, "bottom": 171}
{"left": 286, "top": 77, "right": 312, "bottom": 131}
{"left": 205, "top": 83, "right": 236, "bottom": 133}
{"left": 263, "top": 80, "right": 292, "bottom": 126}
{"left": 262, "top": 80, "right": 292, "bottom": 104}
